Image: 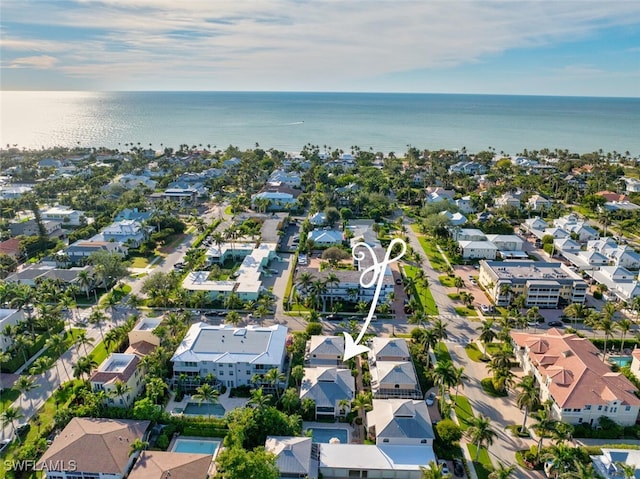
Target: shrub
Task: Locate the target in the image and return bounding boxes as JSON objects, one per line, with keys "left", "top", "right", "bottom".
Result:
{"left": 156, "top": 433, "right": 169, "bottom": 450}
{"left": 436, "top": 418, "right": 462, "bottom": 444}
{"left": 306, "top": 322, "right": 323, "bottom": 336}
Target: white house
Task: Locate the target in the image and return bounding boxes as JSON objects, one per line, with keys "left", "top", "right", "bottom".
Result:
{"left": 369, "top": 338, "right": 411, "bottom": 362}
{"left": 268, "top": 169, "right": 303, "bottom": 189}
{"left": 624, "top": 177, "right": 640, "bottom": 193}
{"left": 367, "top": 399, "right": 434, "bottom": 446}
{"left": 37, "top": 418, "right": 150, "bottom": 479}
{"left": 369, "top": 361, "right": 421, "bottom": 400}
{"left": 251, "top": 191, "right": 296, "bottom": 211}
{"left": 511, "top": 329, "right": 640, "bottom": 426}
{"left": 440, "top": 211, "right": 467, "bottom": 226}
{"left": 308, "top": 229, "right": 343, "bottom": 247}
{"left": 41, "top": 206, "right": 87, "bottom": 226}
{"left": 527, "top": 194, "right": 552, "bottom": 211}
{"left": 171, "top": 323, "right": 288, "bottom": 389}
{"left": 265, "top": 436, "right": 317, "bottom": 479}
{"left": 455, "top": 196, "right": 476, "bottom": 214}
{"left": 523, "top": 217, "right": 548, "bottom": 233}
{"left": 90, "top": 353, "right": 144, "bottom": 408}
{"left": 0, "top": 309, "right": 24, "bottom": 352}
{"left": 458, "top": 240, "right": 498, "bottom": 260}
{"left": 299, "top": 367, "right": 355, "bottom": 419}
{"left": 94, "top": 219, "right": 149, "bottom": 247}
{"left": 554, "top": 238, "right": 581, "bottom": 254}
{"left": 591, "top": 448, "right": 640, "bottom": 479}
{"left": 305, "top": 336, "right": 345, "bottom": 368}
{"left": 453, "top": 228, "right": 487, "bottom": 242}
{"left": 495, "top": 192, "right": 522, "bottom": 209}
{"left": 486, "top": 234, "right": 524, "bottom": 252}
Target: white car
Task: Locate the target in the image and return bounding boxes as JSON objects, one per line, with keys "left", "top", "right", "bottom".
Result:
{"left": 437, "top": 460, "right": 450, "bottom": 476}
{"left": 480, "top": 304, "right": 490, "bottom": 313}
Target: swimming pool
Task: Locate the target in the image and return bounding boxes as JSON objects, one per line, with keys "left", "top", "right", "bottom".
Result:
{"left": 172, "top": 438, "right": 220, "bottom": 455}
{"left": 183, "top": 402, "right": 226, "bottom": 417}
{"left": 609, "top": 355, "right": 632, "bottom": 368}
{"left": 308, "top": 427, "right": 349, "bottom": 444}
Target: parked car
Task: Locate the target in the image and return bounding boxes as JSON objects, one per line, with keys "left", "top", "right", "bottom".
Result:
{"left": 325, "top": 314, "right": 343, "bottom": 321}
{"left": 453, "top": 458, "right": 465, "bottom": 477}
{"left": 203, "top": 311, "right": 218, "bottom": 317}
{"left": 547, "top": 320, "right": 564, "bottom": 327}
{"left": 437, "top": 460, "right": 450, "bottom": 476}
{"left": 395, "top": 277, "right": 403, "bottom": 285}
{"left": 480, "top": 304, "right": 490, "bottom": 313}
{"left": 425, "top": 392, "right": 436, "bottom": 406}
{"left": 470, "top": 279, "right": 477, "bottom": 286}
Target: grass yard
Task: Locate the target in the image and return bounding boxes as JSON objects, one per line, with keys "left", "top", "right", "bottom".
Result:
{"left": 410, "top": 225, "right": 449, "bottom": 271}
{"left": 454, "top": 395, "right": 474, "bottom": 431}
{"left": 439, "top": 275, "right": 455, "bottom": 287}
{"left": 455, "top": 306, "right": 478, "bottom": 317}
{"left": 0, "top": 388, "right": 20, "bottom": 413}
{"left": 403, "top": 265, "right": 438, "bottom": 315}
{"left": 434, "top": 342, "right": 451, "bottom": 362}
{"left": 467, "top": 444, "right": 494, "bottom": 479}
{"left": 447, "top": 292, "right": 461, "bottom": 300}
{"left": 130, "top": 256, "right": 152, "bottom": 268}
{"left": 224, "top": 205, "right": 234, "bottom": 216}
{"left": 89, "top": 339, "right": 108, "bottom": 365}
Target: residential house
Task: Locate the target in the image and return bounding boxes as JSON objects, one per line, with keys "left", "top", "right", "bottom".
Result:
{"left": 265, "top": 436, "right": 318, "bottom": 479}
{"left": 319, "top": 444, "right": 436, "bottom": 479}
{"left": 479, "top": 260, "right": 588, "bottom": 308}
{"left": 486, "top": 234, "right": 524, "bottom": 252}
{"left": 268, "top": 169, "right": 303, "bottom": 189}
{"left": 37, "top": 418, "right": 150, "bottom": 479}
{"left": 64, "top": 240, "right": 128, "bottom": 265}
{"left": 308, "top": 229, "right": 343, "bottom": 248}
{"left": 562, "top": 249, "right": 610, "bottom": 272}
{"left": 554, "top": 214, "right": 600, "bottom": 242}
{"left": 623, "top": 177, "right": 640, "bottom": 193}
{"left": 41, "top": 206, "right": 87, "bottom": 226}
{"left": 458, "top": 240, "right": 498, "bottom": 260}
{"left": 453, "top": 228, "right": 487, "bottom": 242}
{"left": 0, "top": 308, "right": 24, "bottom": 352}
{"left": 495, "top": 191, "right": 522, "bottom": 209}
{"left": 90, "top": 353, "right": 144, "bottom": 408}
{"left": 593, "top": 266, "right": 640, "bottom": 303}
{"left": 596, "top": 191, "right": 632, "bottom": 203}
{"left": 366, "top": 399, "right": 434, "bottom": 446}
{"left": 448, "top": 161, "right": 486, "bottom": 175}
{"left": 128, "top": 451, "right": 213, "bottom": 479}
{"left": 511, "top": 329, "right": 640, "bottom": 426}
{"left": 424, "top": 187, "right": 455, "bottom": 204}
{"left": 309, "top": 211, "right": 327, "bottom": 227}
{"left": 116, "top": 174, "right": 157, "bottom": 190}
{"left": 455, "top": 196, "right": 476, "bottom": 214}
{"left": 4, "top": 265, "right": 93, "bottom": 291}
{"left": 114, "top": 208, "right": 152, "bottom": 223}
{"left": 523, "top": 217, "right": 548, "bottom": 233}
{"left": 0, "top": 238, "right": 22, "bottom": 259}
{"left": 305, "top": 336, "right": 345, "bottom": 368}
{"left": 554, "top": 238, "right": 581, "bottom": 255}
{"left": 171, "top": 323, "right": 288, "bottom": 389}
{"left": 0, "top": 184, "right": 33, "bottom": 199}
{"left": 251, "top": 191, "right": 297, "bottom": 211}
{"left": 527, "top": 194, "right": 552, "bottom": 211}
{"left": 369, "top": 361, "right": 421, "bottom": 400}
{"left": 125, "top": 317, "right": 161, "bottom": 357}
{"left": 299, "top": 367, "right": 355, "bottom": 419}
{"left": 370, "top": 338, "right": 411, "bottom": 362}
{"left": 440, "top": 211, "right": 467, "bottom": 226}
{"left": 603, "top": 201, "right": 640, "bottom": 212}
{"left": 591, "top": 448, "right": 640, "bottom": 479}
{"left": 94, "top": 219, "right": 149, "bottom": 247}
{"left": 8, "top": 219, "right": 64, "bottom": 239}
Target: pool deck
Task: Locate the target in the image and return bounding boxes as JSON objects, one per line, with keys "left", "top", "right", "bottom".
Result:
{"left": 302, "top": 421, "right": 356, "bottom": 444}
{"left": 166, "top": 387, "right": 249, "bottom": 415}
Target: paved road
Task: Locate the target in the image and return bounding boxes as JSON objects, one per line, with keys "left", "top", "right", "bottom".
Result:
{"left": 403, "top": 220, "right": 544, "bottom": 478}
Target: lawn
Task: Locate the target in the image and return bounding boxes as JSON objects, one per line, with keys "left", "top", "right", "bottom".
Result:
{"left": 403, "top": 265, "right": 439, "bottom": 315}
{"left": 410, "top": 225, "right": 448, "bottom": 271}
{"left": 434, "top": 342, "right": 451, "bottom": 362}
{"left": 130, "top": 256, "right": 152, "bottom": 268}
{"left": 454, "top": 395, "right": 474, "bottom": 431}
{"left": 224, "top": 205, "right": 234, "bottom": 216}
{"left": 467, "top": 444, "right": 494, "bottom": 479}
{"left": 38, "top": 328, "right": 84, "bottom": 364}
{"left": 439, "top": 275, "right": 455, "bottom": 287}
{"left": 455, "top": 306, "right": 478, "bottom": 317}
{"left": 447, "top": 292, "right": 461, "bottom": 300}
{"left": 0, "top": 388, "right": 20, "bottom": 413}
{"left": 89, "top": 339, "right": 108, "bottom": 365}
{"left": 465, "top": 342, "right": 502, "bottom": 362}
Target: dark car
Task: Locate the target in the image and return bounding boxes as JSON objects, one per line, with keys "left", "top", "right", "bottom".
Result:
{"left": 203, "top": 311, "right": 218, "bottom": 317}
{"left": 453, "top": 458, "right": 465, "bottom": 477}
{"left": 547, "top": 320, "right": 564, "bottom": 327}
{"left": 325, "top": 314, "right": 343, "bottom": 321}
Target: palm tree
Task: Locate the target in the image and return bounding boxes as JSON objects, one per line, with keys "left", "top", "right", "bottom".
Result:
{"left": 14, "top": 375, "right": 39, "bottom": 412}
{"left": 408, "top": 310, "right": 430, "bottom": 329}
{"left": 351, "top": 391, "right": 372, "bottom": 420}
{"left": 617, "top": 318, "right": 633, "bottom": 353}
{"left": 466, "top": 415, "right": 496, "bottom": 460}
{"left": 192, "top": 383, "right": 220, "bottom": 419}
{"left": 128, "top": 438, "right": 149, "bottom": 457}
{"left": 429, "top": 359, "right": 457, "bottom": 398}
{"left": 562, "top": 460, "right": 597, "bottom": 479}
{"left": 452, "top": 366, "right": 467, "bottom": 401}
{"left": 563, "top": 303, "right": 588, "bottom": 328}
{"left": 515, "top": 374, "right": 540, "bottom": 433}
{"left": 291, "top": 365, "right": 305, "bottom": 387}
{"left": 248, "top": 387, "right": 272, "bottom": 410}
{"left": 75, "top": 330, "right": 94, "bottom": 356}
{"left": 541, "top": 443, "right": 580, "bottom": 478}
{"left": 431, "top": 319, "right": 448, "bottom": 341}
{"left": 1, "top": 406, "right": 24, "bottom": 443}
{"left": 145, "top": 377, "right": 168, "bottom": 404}
{"left": 420, "top": 460, "right": 446, "bottom": 479}
{"left": 476, "top": 319, "right": 497, "bottom": 358}
{"left": 111, "top": 379, "right": 132, "bottom": 408}
{"left": 225, "top": 311, "right": 242, "bottom": 326}
{"left": 453, "top": 276, "right": 465, "bottom": 293}
{"left": 88, "top": 309, "right": 108, "bottom": 343}
{"left": 46, "top": 334, "right": 71, "bottom": 380}
{"left": 264, "top": 368, "right": 286, "bottom": 399}
{"left": 488, "top": 462, "right": 516, "bottom": 479}
{"left": 532, "top": 406, "right": 556, "bottom": 459}
{"left": 73, "top": 356, "right": 97, "bottom": 381}
{"left": 616, "top": 462, "right": 637, "bottom": 479}
{"left": 595, "top": 317, "right": 617, "bottom": 361}
{"left": 77, "top": 270, "right": 94, "bottom": 299}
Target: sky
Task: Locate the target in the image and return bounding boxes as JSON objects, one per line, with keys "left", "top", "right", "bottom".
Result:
{"left": 1, "top": 0, "right": 640, "bottom": 96}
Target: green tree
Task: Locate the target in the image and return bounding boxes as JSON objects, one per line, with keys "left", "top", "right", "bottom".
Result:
{"left": 128, "top": 438, "right": 149, "bottom": 456}
{"left": 476, "top": 319, "right": 497, "bottom": 358}
{"left": 420, "top": 460, "right": 446, "bottom": 479}
{"left": 488, "top": 462, "right": 516, "bottom": 479}
{"left": 216, "top": 446, "right": 279, "bottom": 479}
{"left": 291, "top": 365, "right": 305, "bottom": 387}
{"left": 111, "top": 379, "right": 132, "bottom": 407}
{"left": 192, "top": 383, "right": 220, "bottom": 419}
{"left": 515, "top": 374, "right": 540, "bottom": 433}
{"left": 466, "top": 415, "right": 496, "bottom": 460}
{"left": 248, "top": 387, "right": 272, "bottom": 410}
{"left": 1, "top": 406, "right": 24, "bottom": 443}
{"left": 15, "top": 375, "right": 39, "bottom": 412}
{"left": 145, "top": 377, "right": 168, "bottom": 404}
{"left": 264, "top": 368, "right": 286, "bottom": 400}
{"left": 435, "top": 418, "right": 462, "bottom": 445}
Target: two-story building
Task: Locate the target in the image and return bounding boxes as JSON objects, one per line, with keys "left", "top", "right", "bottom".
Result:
{"left": 368, "top": 338, "right": 421, "bottom": 399}
{"left": 299, "top": 367, "right": 355, "bottom": 419}
{"left": 366, "top": 399, "right": 434, "bottom": 446}
{"left": 90, "top": 353, "right": 144, "bottom": 408}
{"left": 511, "top": 329, "right": 640, "bottom": 426}
{"left": 305, "top": 336, "right": 345, "bottom": 368}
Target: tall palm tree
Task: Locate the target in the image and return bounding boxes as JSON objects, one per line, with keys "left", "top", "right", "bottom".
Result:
{"left": 264, "top": 368, "right": 286, "bottom": 399}
{"left": 532, "top": 406, "right": 556, "bottom": 460}
{"left": 617, "top": 318, "right": 633, "bottom": 353}
{"left": 452, "top": 366, "right": 467, "bottom": 401}
{"left": 476, "top": 319, "right": 497, "bottom": 358}
{"left": 541, "top": 443, "right": 580, "bottom": 478}
{"left": 429, "top": 359, "right": 457, "bottom": 398}
{"left": 73, "top": 356, "right": 97, "bottom": 381}
{"left": 75, "top": 330, "right": 94, "bottom": 356}
{"left": 128, "top": 438, "right": 149, "bottom": 457}
{"left": 14, "top": 375, "right": 39, "bottom": 412}
{"left": 431, "top": 319, "right": 448, "bottom": 341}
{"left": 46, "top": 334, "right": 71, "bottom": 380}
{"left": 351, "top": 391, "right": 373, "bottom": 420}
{"left": 248, "top": 387, "right": 272, "bottom": 410}
{"left": 408, "top": 310, "right": 430, "bottom": 329}
{"left": 1, "top": 406, "right": 24, "bottom": 443}
{"left": 225, "top": 311, "right": 242, "bottom": 326}
{"left": 595, "top": 317, "right": 617, "bottom": 361}
{"left": 291, "top": 365, "right": 305, "bottom": 387}
{"left": 488, "top": 462, "right": 516, "bottom": 479}
{"left": 466, "top": 415, "right": 496, "bottom": 460}
{"left": 453, "top": 276, "right": 465, "bottom": 293}
{"left": 515, "top": 374, "right": 540, "bottom": 433}
{"left": 192, "top": 383, "right": 220, "bottom": 419}
{"left": 111, "top": 379, "right": 132, "bottom": 408}
{"left": 561, "top": 460, "right": 596, "bottom": 479}
{"left": 88, "top": 309, "right": 108, "bottom": 343}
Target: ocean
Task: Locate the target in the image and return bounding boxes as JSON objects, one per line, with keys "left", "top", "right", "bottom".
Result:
{"left": 1, "top": 91, "right": 639, "bottom": 155}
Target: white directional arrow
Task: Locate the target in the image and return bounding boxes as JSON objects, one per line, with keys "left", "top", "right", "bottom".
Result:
{"left": 343, "top": 237, "right": 407, "bottom": 361}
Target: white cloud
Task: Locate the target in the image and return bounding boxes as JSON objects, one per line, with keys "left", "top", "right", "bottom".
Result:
{"left": 1, "top": 0, "right": 640, "bottom": 90}
{"left": 8, "top": 55, "right": 58, "bottom": 69}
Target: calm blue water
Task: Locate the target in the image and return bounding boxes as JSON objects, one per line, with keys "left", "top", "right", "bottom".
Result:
{"left": 609, "top": 355, "right": 632, "bottom": 367}
{"left": 309, "top": 427, "right": 349, "bottom": 444}
{"left": 172, "top": 438, "right": 219, "bottom": 455}
{"left": 1, "top": 91, "right": 639, "bottom": 155}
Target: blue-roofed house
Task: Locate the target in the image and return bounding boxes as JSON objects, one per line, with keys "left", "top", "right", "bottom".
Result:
{"left": 300, "top": 367, "right": 355, "bottom": 419}
{"left": 265, "top": 436, "right": 318, "bottom": 479}
{"left": 308, "top": 229, "right": 343, "bottom": 248}
{"left": 114, "top": 208, "right": 152, "bottom": 223}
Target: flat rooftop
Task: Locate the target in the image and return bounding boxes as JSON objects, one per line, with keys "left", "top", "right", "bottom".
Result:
{"left": 483, "top": 261, "right": 581, "bottom": 281}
